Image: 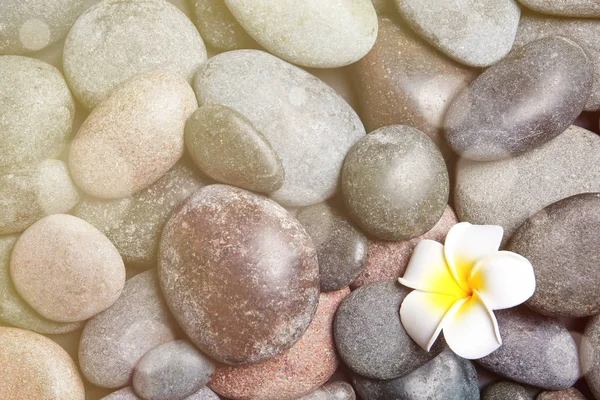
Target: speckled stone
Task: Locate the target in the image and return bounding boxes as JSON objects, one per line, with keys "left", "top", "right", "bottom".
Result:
{"left": 296, "top": 203, "right": 367, "bottom": 291}
{"left": 352, "top": 17, "right": 476, "bottom": 155}
{"left": 477, "top": 309, "right": 580, "bottom": 390}
{"left": 581, "top": 314, "right": 600, "bottom": 399}
{"left": 133, "top": 340, "right": 215, "bottom": 400}
{"left": 102, "top": 388, "right": 141, "bottom": 400}
{"left": 0, "top": 235, "right": 82, "bottom": 334}
{"left": 482, "top": 381, "right": 532, "bottom": 400}
{"left": 63, "top": 0, "right": 206, "bottom": 108}
{"left": 515, "top": 13, "right": 600, "bottom": 111}
{"left": 351, "top": 205, "right": 457, "bottom": 289}
{"left": 354, "top": 350, "right": 478, "bottom": 400}
{"left": 0, "top": 0, "right": 85, "bottom": 54}
{"left": 393, "top": 0, "right": 520, "bottom": 67}
{"left": 0, "top": 159, "right": 80, "bottom": 235}
{"left": 455, "top": 126, "right": 600, "bottom": 240}
{"left": 223, "top": 0, "right": 377, "bottom": 68}
{"left": 509, "top": 193, "right": 600, "bottom": 317}
{"left": 334, "top": 280, "right": 442, "bottom": 380}
{"left": 74, "top": 160, "right": 208, "bottom": 267}
{"left": 209, "top": 289, "right": 348, "bottom": 400}
{"left": 185, "top": 104, "right": 284, "bottom": 193}
{"left": 519, "top": 0, "right": 600, "bottom": 17}
{"left": 0, "top": 327, "right": 84, "bottom": 399}
{"left": 191, "top": 0, "right": 256, "bottom": 51}
{"left": 536, "top": 389, "right": 586, "bottom": 400}
{"left": 0, "top": 56, "right": 75, "bottom": 167}
{"left": 445, "top": 36, "right": 592, "bottom": 161}
{"left": 294, "top": 382, "right": 356, "bottom": 400}
{"left": 159, "top": 184, "right": 319, "bottom": 365}
{"left": 186, "top": 388, "right": 221, "bottom": 400}
{"left": 79, "top": 270, "right": 178, "bottom": 388}
{"left": 193, "top": 50, "right": 365, "bottom": 207}
{"left": 69, "top": 71, "right": 197, "bottom": 199}
{"left": 342, "top": 125, "right": 449, "bottom": 241}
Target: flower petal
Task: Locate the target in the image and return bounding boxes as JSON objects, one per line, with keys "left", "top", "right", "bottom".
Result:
{"left": 468, "top": 251, "right": 536, "bottom": 310}
{"left": 398, "top": 240, "right": 466, "bottom": 297}
{"left": 399, "top": 290, "right": 463, "bottom": 351}
{"left": 444, "top": 222, "right": 504, "bottom": 291}
{"left": 443, "top": 291, "right": 502, "bottom": 359}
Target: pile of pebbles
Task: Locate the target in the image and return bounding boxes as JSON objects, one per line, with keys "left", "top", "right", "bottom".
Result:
{"left": 2, "top": 0, "right": 600, "bottom": 399}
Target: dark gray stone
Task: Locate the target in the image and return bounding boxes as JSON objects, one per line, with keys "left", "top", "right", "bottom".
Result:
{"left": 477, "top": 309, "right": 579, "bottom": 390}
{"left": 445, "top": 36, "right": 592, "bottom": 161}
{"left": 294, "top": 382, "right": 355, "bottom": 400}
{"left": 341, "top": 125, "right": 449, "bottom": 241}
{"left": 509, "top": 193, "right": 600, "bottom": 317}
{"left": 334, "top": 280, "right": 442, "bottom": 380}
{"left": 353, "top": 350, "right": 479, "bottom": 400}
{"left": 133, "top": 340, "right": 215, "bottom": 400}
{"left": 581, "top": 314, "right": 600, "bottom": 399}
{"left": 482, "top": 381, "right": 532, "bottom": 400}
{"left": 296, "top": 203, "right": 368, "bottom": 291}
{"left": 536, "top": 388, "right": 586, "bottom": 400}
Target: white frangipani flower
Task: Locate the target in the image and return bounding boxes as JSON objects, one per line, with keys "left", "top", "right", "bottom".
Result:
{"left": 398, "top": 222, "right": 536, "bottom": 359}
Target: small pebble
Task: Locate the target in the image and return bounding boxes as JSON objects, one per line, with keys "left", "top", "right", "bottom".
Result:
{"left": 191, "top": 0, "right": 256, "bottom": 50}
{"left": 482, "top": 381, "right": 532, "bottom": 400}
{"left": 536, "top": 388, "right": 586, "bottom": 400}
{"left": 293, "top": 382, "right": 356, "bottom": 400}
{"left": 518, "top": 0, "right": 600, "bottom": 17}
{"left": 581, "top": 314, "right": 600, "bottom": 399}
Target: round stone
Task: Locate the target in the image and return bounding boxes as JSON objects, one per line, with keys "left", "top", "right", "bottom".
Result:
{"left": 0, "top": 327, "right": 84, "bottom": 399}
{"left": 223, "top": 0, "right": 377, "bottom": 68}
{"left": 63, "top": 0, "right": 207, "bottom": 108}
{"left": 133, "top": 340, "right": 215, "bottom": 400}
{"left": 334, "top": 280, "right": 442, "bottom": 380}
{"left": 294, "top": 382, "right": 356, "bottom": 400}
{"left": 519, "top": 0, "right": 600, "bottom": 17}
{"left": 187, "top": 388, "right": 220, "bottom": 400}
{"left": 10, "top": 214, "right": 125, "bottom": 323}
{"left": 581, "top": 314, "right": 600, "bottom": 399}
{"left": 482, "top": 381, "right": 532, "bottom": 400}
{"left": 537, "top": 389, "right": 587, "bottom": 400}
{"left": 79, "top": 270, "right": 178, "bottom": 388}
{"left": 191, "top": 0, "right": 256, "bottom": 50}
{"left": 342, "top": 125, "right": 449, "bottom": 241}
{"left": 0, "top": 56, "right": 75, "bottom": 168}
{"left": 296, "top": 203, "right": 368, "bottom": 291}
{"left": 102, "top": 388, "right": 141, "bottom": 400}
{"left": 69, "top": 71, "right": 197, "bottom": 199}
{"left": 209, "top": 289, "right": 347, "bottom": 400}
{"left": 185, "top": 104, "right": 284, "bottom": 193}
{"left": 159, "top": 184, "right": 319, "bottom": 365}
{"left": 193, "top": 49, "right": 365, "bottom": 207}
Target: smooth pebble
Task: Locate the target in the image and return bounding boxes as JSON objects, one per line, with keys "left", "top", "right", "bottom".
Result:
{"left": 293, "top": 382, "right": 356, "bottom": 400}
{"left": 518, "top": 0, "right": 600, "bottom": 17}
{"left": 536, "top": 389, "right": 587, "bottom": 400}
{"left": 482, "top": 381, "right": 532, "bottom": 400}
{"left": 191, "top": 0, "right": 256, "bottom": 51}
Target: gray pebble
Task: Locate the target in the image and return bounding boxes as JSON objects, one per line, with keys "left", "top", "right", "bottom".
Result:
{"left": 353, "top": 350, "right": 479, "bottom": 400}
{"left": 186, "top": 387, "right": 220, "bottom": 400}
{"left": 536, "top": 388, "right": 587, "bottom": 400}
{"left": 334, "top": 280, "right": 442, "bottom": 380}
{"left": 445, "top": 36, "right": 592, "bottom": 161}
{"left": 519, "top": 0, "right": 600, "bottom": 17}
{"left": 191, "top": 0, "right": 256, "bottom": 51}
{"left": 581, "top": 314, "right": 600, "bottom": 399}
{"left": 293, "top": 382, "right": 356, "bottom": 400}
{"left": 342, "top": 125, "right": 449, "bottom": 241}
{"left": 482, "top": 381, "right": 532, "bottom": 400}
{"left": 296, "top": 203, "right": 368, "bottom": 292}
{"left": 101, "top": 388, "right": 141, "bottom": 400}
{"left": 477, "top": 309, "right": 580, "bottom": 390}
{"left": 133, "top": 340, "right": 215, "bottom": 400}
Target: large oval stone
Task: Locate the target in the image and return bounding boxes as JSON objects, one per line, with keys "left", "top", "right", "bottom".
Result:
{"left": 224, "top": 0, "right": 377, "bottom": 68}
{"left": 69, "top": 71, "right": 197, "bottom": 199}
{"left": 518, "top": 0, "right": 600, "bottom": 18}
{"left": 193, "top": 50, "right": 365, "bottom": 207}
{"left": 159, "top": 184, "right": 319, "bottom": 365}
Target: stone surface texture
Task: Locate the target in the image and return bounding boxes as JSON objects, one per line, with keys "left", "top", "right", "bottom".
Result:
{"left": 482, "top": 381, "right": 532, "bottom": 400}
{"left": 191, "top": 0, "right": 256, "bottom": 50}
{"left": 519, "top": 0, "right": 600, "bottom": 17}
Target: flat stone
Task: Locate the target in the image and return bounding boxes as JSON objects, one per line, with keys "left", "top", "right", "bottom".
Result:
{"left": 515, "top": 13, "right": 600, "bottom": 111}
{"left": 445, "top": 36, "right": 592, "bottom": 161}
{"left": 455, "top": 126, "right": 600, "bottom": 240}
{"left": 69, "top": 71, "right": 197, "bottom": 199}
{"left": 581, "top": 314, "right": 600, "bottom": 399}
{"left": 63, "top": 0, "right": 206, "bottom": 108}
{"left": 191, "top": 0, "right": 256, "bottom": 51}
{"left": 537, "top": 388, "right": 587, "bottom": 400}
{"left": 74, "top": 160, "right": 208, "bottom": 267}
{"left": 0, "top": 327, "right": 84, "bottom": 399}
{"left": 296, "top": 203, "right": 368, "bottom": 291}
{"left": 185, "top": 104, "right": 284, "bottom": 193}
{"left": 0, "top": 56, "right": 75, "bottom": 167}
{"left": 477, "top": 309, "right": 580, "bottom": 390}
{"left": 133, "top": 340, "right": 215, "bottom": 400}
{"left": 351, "top": 205, "right": 457, "bottom": 289}
{"left": 353, "top": 350, "right": 479, "bottom": 400}
{"left": 352, "top": 17, "right": 476, "bottom": 155}
{"left": 209, "top": 289, "right": 348, "bottom": 400}
{"left": 0, "top": 159, "right": 80, "bottom": 235}
{"left": 193, "top": 50, "right": 365, "bottom": 207}
{"left": 224, "top": 0, "right": 377, "bottom": 68}
{"left": 0, "top": 236, "right": 82, "bottom": 334}
{"left": 0, "top": 0, "right": 85, "bottom": 54}
{"left": 79, "top": 270, "right": 178, "bottom": 388}
{"left": 159, "top": 185, "right": 319, "bottom": 365}
{"left": 342, "top": 125, "right": 449, "bottom": 241}
{"left": 334, "top": 280, "right": 442, "bottom": 380}
{"left": 509, "top": 193, "right": 600, "bottom": 317}
{"left": 519, "top": 0, "right": 600, "bottom": 17}
{"left": 482, "top": 381, "right": 532, "bottom": 400}
{"left": 294, "top": 382, "right": 356, "bottom": 400}
{"left": 393, "top": 0, "right": 520, "bottom": 67}
{"left": 102, "top": 388, "right": 141, "bottom": 400}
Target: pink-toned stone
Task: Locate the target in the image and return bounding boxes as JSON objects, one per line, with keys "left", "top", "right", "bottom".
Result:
{"left": 208, "top": 288, "right": 350, "bottom": 400}
{"left": 351, "top": 205, "right": 457, "bottom": 289}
